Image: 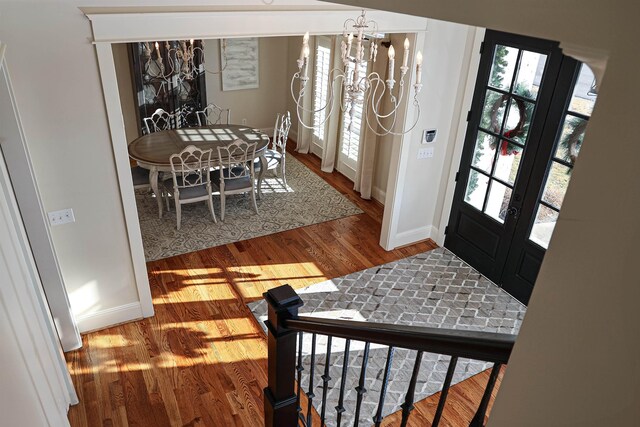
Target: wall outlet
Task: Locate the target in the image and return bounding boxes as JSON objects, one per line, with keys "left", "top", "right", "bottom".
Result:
{"left": 48, "top": 208, "right": 75, "bottom": 226}
{"left": 417, "top": 147, "right": 434, "bottom": 159}
{"left": 241, "top": 118, "right": 247, "bottom": 125}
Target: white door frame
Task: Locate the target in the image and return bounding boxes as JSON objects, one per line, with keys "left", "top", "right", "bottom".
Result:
{"left": 433, "top": 27, "right": 485, "bottom": 246}
{"left": 85, "top": 7, "right": 428, "bottom": 296}
{"left": 0, "top": 42, "right": 78, "bottom": 420}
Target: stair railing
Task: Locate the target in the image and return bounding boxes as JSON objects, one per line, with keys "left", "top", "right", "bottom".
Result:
{"left": 263, "top": 284, "right": 517, "bottom": 427}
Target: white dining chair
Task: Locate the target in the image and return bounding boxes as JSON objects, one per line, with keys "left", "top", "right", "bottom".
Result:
{"left": 213, "top": 140, "right": 258, "bottom": 221}
{"left": 164, "top": 145, "right": 217, "bottom": 230}
{"left": 196, "top": 103, "right": 231, "bottom": 126}
{"left": 144, "top": 108, "right": 179, "bottom": 134}
{"left": 254, "top": 111, "right": 292, "bottom": 185}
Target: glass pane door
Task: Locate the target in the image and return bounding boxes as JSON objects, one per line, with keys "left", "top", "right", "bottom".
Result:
{"left": 464, "top": 45, "right": 548, "bottom": 223}
{"left": 337, "top": 57, "right": 368, "bottom": 179}
{"left": 445, "top": 30, "right": 568, "bottom": 297}
{"left": 529, "top": 64, "right": 597, "bottom": 248}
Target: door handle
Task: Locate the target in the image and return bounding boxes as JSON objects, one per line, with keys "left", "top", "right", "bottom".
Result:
{"left": 507, "top": 206, "right": 519, "bottom": 218}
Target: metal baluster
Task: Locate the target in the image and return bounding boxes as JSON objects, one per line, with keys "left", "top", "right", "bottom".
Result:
{"left": 400, "top": 350, "right": 424, "bottom": 427}
{"left": 373, "top": 347, "right": 395, "bottom": 427}
{"left": 335, "top": 338, "right": 352, "bottom": 427}
{"left": 353, "top": 342, "right": 371, "bottom": 427}
{"left": 432, "top": 356, "right": 459, "bottom": 427}
{"left": 320, "top": 336, "right": 333, "bottom": 426}
{"left": 469, "top": 363, "right": 502, "bottom": 427}
{"left": 306, "top": 333, "right": 317, "bottom": 427}
{"left": 296, "top": 332, "right": 304, "bottom": 418}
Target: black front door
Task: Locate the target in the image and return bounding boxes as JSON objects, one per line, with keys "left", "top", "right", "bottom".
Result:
{"left": 445, "top": 30, "right": 596, "bottom": 304}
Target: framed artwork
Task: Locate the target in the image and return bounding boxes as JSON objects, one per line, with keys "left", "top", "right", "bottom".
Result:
{"left": 221, "top": 38, "right": 260, "bottom": 91}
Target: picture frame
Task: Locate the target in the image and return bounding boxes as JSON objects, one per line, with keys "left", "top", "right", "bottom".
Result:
{"left": 221, "top": 38, "right": 260, "bottom": 91}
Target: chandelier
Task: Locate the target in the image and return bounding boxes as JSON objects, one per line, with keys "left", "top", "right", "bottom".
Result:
{"left": 142, "top": 39, "right": 228, "bottom": 84}
{"left": 291, "top": 10, "right": 423, "bottom": 136}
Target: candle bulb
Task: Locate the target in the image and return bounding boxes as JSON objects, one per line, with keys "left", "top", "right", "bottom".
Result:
{"left": 388, "top": 45, "right": 395, "bottom": 78}
{"left": 415, "top": 51, "right": 423, "bottom": 85}
{"left": 299, "top": 32, "right": 309, "bottom": 64}
{"left": 347, "top": 32, "right": 354, "bottom": 58}
{"left": 303, "top": 45, "right": 310, "bottom": 78}
{"left": 299, "top": 44, "right": 305, "bottom": 63}
{"left": 299, "top": 32, "right": 310, "bottom": 64}
{"left": 402, "top": 37, "right": 410, "bottom": 68}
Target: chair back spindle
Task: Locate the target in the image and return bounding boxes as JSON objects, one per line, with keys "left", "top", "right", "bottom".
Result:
{"left": 196, "top": 103, "right": 231, "bottom": 126}
{"left": 144, "top": 108, "right": 180, "bottom": 134}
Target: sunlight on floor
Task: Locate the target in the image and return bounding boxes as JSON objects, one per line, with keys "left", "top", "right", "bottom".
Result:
{"left": 152, "top": 262, "right": 329, "bottom": 300}
{"left": 68, "top": 315, "right": 268, "bottom": 377}
{"left": 260, "top": 176, "right": 293, "bottom": 193}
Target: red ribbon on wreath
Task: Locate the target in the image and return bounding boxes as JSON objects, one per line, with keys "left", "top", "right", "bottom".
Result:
{"left": 489, "top": 94, "right": 527, "bottom": 156}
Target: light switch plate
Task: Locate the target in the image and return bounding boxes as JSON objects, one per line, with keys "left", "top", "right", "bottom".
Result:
{"left": 48, "top": 208, "right": 75, "bottom": 226}
{"left": 417, "top": 147, "right": 434, "bottom": 159}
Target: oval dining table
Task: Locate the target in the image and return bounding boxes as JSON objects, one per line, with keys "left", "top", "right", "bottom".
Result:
{"left": 128, "top": 124, "right": 270, "bottom": 218}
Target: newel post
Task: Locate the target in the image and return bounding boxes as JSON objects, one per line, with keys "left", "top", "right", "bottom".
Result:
{"left": 263, "top": 285, "right": 304, "bottom": 427}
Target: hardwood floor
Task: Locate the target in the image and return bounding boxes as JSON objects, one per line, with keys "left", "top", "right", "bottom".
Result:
{"left": 66, "top": 148, "right": 501, "bottom": 426}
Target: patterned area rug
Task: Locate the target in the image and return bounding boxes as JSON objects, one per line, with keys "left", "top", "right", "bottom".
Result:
{"left": 136, "top": 155, "right": 362, "bottom": 261}
{"left": 249, "top": 248, "right": 526, "bottom": 426}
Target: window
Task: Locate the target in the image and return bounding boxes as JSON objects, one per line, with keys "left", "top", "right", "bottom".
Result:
{"left": 312, "top": 38, "right": 332, "bottom": 150}
{"left": 338, "top": 58, "right": 367, "bottom": 173}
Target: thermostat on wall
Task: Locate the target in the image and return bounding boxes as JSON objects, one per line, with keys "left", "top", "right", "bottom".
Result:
{"left": 422, "top": 129, "right": 437, "bottom": 144}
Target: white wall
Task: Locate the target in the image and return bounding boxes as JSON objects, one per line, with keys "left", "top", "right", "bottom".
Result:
{"left": 385, "top": 20, "right": 476, "bottom": 246}
{"left": 329, "top": 0, "right": 640, "bottom": 425}
{"left": 286, "top": 36, "right": 302, "bottom": 142}
{"left": 0, "top": 2, "right": 141, "bottom": 332}
{"left": 204, "top": 36, "right": 290, "bottom": 131}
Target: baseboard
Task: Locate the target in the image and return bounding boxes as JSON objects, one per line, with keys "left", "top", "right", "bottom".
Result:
{"left": 372, "top": 186, "right": 386, "bottom": 205}
{"left": 390, "top": 225, "right": 435, "bottom": 249}
{"left": 432, "top": 226, "right": 445, "bottom": 246}
{"left": 76, "top": 302, "right": 144, "bottom": 333}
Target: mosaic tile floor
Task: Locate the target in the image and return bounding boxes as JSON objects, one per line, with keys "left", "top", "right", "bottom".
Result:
{"left": 249, "top": 248, "right": 526, "bottom": 426}
{"left": 136, "top": 155, "right": 363, "bottom": 261}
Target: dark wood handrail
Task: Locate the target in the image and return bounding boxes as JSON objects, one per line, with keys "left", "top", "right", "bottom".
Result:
{"left": 262, "top": 284, "right": 517, "bottom": 427}
{"left": 284, "top": 316, "right": 516, "bottom": 364}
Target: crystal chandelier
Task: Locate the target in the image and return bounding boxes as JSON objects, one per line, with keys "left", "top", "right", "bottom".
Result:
{"left": 291, "top": 10, "right": 423, "bottom": 136}
{"left": 142, "top": 39, "right": 228, "bottom": 84}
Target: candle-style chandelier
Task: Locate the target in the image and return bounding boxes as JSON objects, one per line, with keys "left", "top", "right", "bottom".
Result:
{"left": 142, "top": 39, "right": 228, "bottom": 84}
{"left": 291, "top": 10, "right": 423, "bottom": 136}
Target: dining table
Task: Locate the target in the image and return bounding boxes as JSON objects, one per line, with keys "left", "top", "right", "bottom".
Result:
{"left": 128, "top": 124, "right": 271, "bottom": 218}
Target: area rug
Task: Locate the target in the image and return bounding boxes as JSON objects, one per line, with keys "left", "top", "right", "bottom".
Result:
{"left": 136, "top": 155, "right": 363, "bottom": 261}
{"left": 249, "top": 248, "right": 526, "bottom": 426}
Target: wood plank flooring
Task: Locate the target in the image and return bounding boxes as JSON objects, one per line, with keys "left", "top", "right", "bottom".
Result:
{"left": 66, "top": 148, "right": 501, "bottom": 426}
